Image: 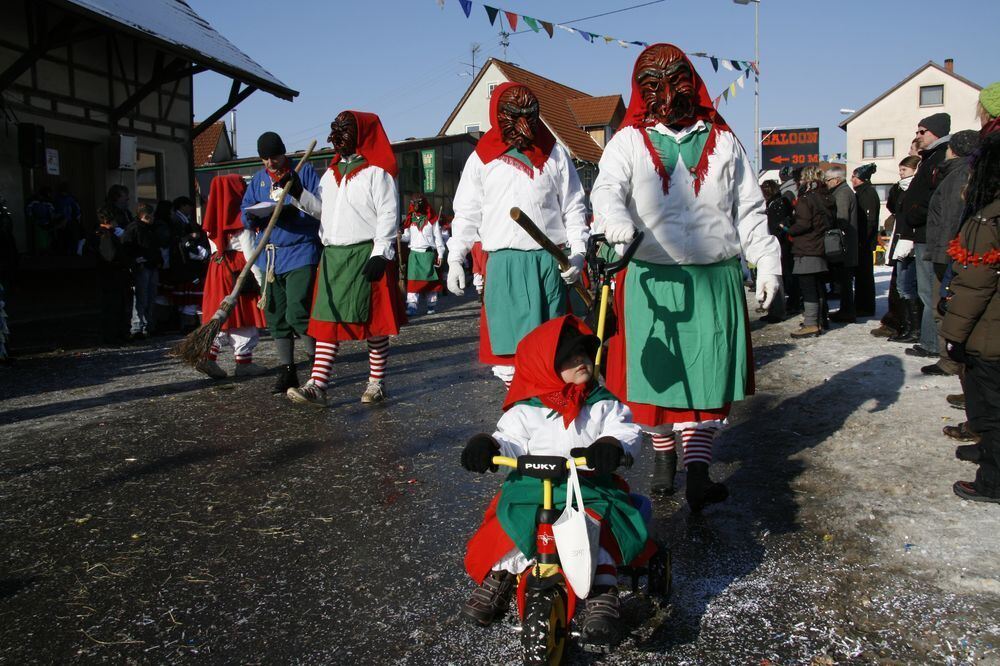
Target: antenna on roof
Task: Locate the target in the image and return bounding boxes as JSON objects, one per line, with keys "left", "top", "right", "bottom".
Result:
{"left": 459, "top": 43, "right": 482, "bottom": 79}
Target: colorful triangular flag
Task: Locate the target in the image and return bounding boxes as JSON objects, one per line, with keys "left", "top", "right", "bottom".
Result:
{"left": 745, "top": 68, "right": 752, "bottom": 79}
{"left": 523, "top": 16, "right": 540, "bottom": 32}
{"left": 730, "top": 82, "right": 737, "bottom": 96}
{"left": 617, "top": 40, "right": 629, "bottom": 48}
{"left": 504, "top": 11, "right": 518, "bottom": 30}
{"left": 710, "top": 57, "right": 719, "bottom": 72}
{"left": 737, "top": 75, "right": 745, "bottom": 88}
{"left": 730, "top": 59, "right": 742, "bottom": 71}
{"left": 723, "top": 88, "right": 729, "bottom": 101}
{"left": 579, "top": 30, "right": 594, "bottom": 42}
{"left": 540, "top": 20, "right": 553, "bottom": 38}
{"left": 721, "top": 59, "right": 735, "bottom": 71}
{"left": 630, "top": 41, "right": 647, "bottom": 47}
{"left": 457, "top": 0, "right": 472, "bottom": 18}
{"left": 604, "top": 36, "right": 614, "bottom": 44}
{"left": 484, "top": 5, "right": 499, "bottom": 25}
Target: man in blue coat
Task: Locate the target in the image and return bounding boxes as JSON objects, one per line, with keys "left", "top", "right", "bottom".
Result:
{"left": 242, "top": 131, "right": 322, "bottom": 393}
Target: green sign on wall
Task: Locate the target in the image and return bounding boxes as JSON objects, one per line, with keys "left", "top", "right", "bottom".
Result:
{"left": 421, "top": 149, "right": 435, "bottom": 193}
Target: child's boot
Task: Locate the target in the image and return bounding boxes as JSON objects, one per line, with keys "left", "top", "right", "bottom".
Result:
{"left": 272, "top": 363, "right": 299, "bottom": 394}
{"left": 581, "top": 585, "right": 621, "bottom": 646}
{"left": 286, "top": 381, "right": 328, "bottom": 407}
{"left": 461, "top": 570, "right": 516, "bottom": 626}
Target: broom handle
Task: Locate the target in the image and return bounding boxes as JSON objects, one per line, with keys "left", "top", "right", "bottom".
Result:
{"left": 215, "top": 140, "right": 317, "bottom": 319}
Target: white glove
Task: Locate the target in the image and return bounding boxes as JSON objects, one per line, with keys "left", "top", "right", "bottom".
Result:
{"left": 447, "top": 260, "right": 466, "bottom": 296}
{"left": 756, "top": 273, "right": 782, "bottom": 311}
{"left": 603, "top": 220, "right": 635, "bottom": 244}
{"left": 560, "top": 254, "right": 585, "bottom": 285}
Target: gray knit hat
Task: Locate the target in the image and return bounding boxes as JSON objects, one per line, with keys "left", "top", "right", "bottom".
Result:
{"left": 948, "top": 129, "right": 980, "bottom": 157}
{"left": 918, "top": 113, "right": 950, "bottom": 139}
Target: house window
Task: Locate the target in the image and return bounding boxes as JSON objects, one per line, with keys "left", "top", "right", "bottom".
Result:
{"left": 920, "top": 84, "right": 944, "bottom": 107}
{"left": 135, "top": 150, "right": 163, "bottom": 207}
{"left": 464, "top": 123, "right": 480, "bottom": 133}
{"left": 873, "top": 184, "right": 892, "bottom": 203}
{"left": 862, "top": 139, "right": 894, "bottom": 159}
{"left": 487, "top": 82, "right": 499, "bottom": 98}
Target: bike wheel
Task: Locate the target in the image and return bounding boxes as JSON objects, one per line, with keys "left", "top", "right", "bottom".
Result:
{"left": 521, "top": 586, "right": 568, "bottom": 666}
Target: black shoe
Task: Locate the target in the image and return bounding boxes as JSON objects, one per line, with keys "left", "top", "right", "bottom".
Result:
{"left": 651, "top": 450, "right": 677, "bottom": 495}
{"left": 580, "top": 586, "right": 621, "bottom": 647}
{"left": 921, "top": 363, "right": 948, "bottom": 376}
{"left": 953, "top": 481, "right": 1000, "bottom": 504}
{"left": 685, "top": 462, "right": 729, "bottom": 512}
{"left": 272, "top": 363, "right": 300, "bottom": 395}
{"left": 906, "top": 345, "right": 936, "bottom": 358}
{"left": 461, "top": 570, "right": 516, "bottom": 626}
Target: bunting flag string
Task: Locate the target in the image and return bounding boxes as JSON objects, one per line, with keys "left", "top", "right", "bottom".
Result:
{"left": 438, "top": 0, "right": 753, "bottom": 64}
{"left": 712, "top": 69, "right": 756, "bottom": 109}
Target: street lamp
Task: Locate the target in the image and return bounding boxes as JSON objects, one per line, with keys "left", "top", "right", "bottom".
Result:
{"left": 734, "top": 0, "right": 760, "bottom": 173}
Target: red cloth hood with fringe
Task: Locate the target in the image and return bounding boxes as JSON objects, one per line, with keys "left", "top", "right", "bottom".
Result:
{"left": 620, "top": 43, "right": 732, "bottom": 196}
{"left": 202, "top": 174, "right": 247, "bottom": 249}
{"left": 475, "top": 82, "right": 557, "bottom": 173}
{"left": 404, "top": 199, "right": 438, "bottom": 229}
{"left": 502, "top": 315, "right": 597, "bottom": 428}
{"left": 329, "top": 111, "right": 398, "bottom": 185}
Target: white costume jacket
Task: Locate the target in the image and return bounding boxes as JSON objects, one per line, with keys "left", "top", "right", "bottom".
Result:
{"left": 401, "top": 219, "right": 445, "bottom": 255}
{"left": 448, "top": 143, "right": 590, "bottom": 259}
{"left": 591, "top": 122, "right": 780, "bottom": 277}
{"left": 296, "top": 163, "right": 398, "bottom": 260}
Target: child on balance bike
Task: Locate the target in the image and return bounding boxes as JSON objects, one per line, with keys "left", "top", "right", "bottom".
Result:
{"left": 461, "top": 314, "right": 654, "bottom": 647}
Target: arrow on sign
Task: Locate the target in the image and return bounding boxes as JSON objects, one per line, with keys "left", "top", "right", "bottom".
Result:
{"left": 770, "top": 156, "right": 790, "bottom": 164}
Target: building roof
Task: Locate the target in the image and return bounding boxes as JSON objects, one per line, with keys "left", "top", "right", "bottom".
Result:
{"left": 439, "top": 58, "right": 619, "bottom": 164}
{"left": 192, "top": 121, "right": 228, "bottom": 166}
{"left": 567, "top": 95, "right": 624, "bottom": 128}
{"left": 838, "top": 61, "right": 981, "bottom": 131}
{"left": 52, "top": 0, "right": 297, "bottom": 100}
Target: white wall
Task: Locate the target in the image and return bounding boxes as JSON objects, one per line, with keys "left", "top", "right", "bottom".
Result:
{"left": 845, "top": 66, "right": 981, "bottom": 227}
{"left": 443, "top": 64, "right": 508, "bottom": 135}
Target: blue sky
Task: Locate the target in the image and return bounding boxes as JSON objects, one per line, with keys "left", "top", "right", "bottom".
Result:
{"left": 190, "top": 0, "right": 999, "bottom": 160}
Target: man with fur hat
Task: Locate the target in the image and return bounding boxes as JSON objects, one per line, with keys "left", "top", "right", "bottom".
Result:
{"left": 446, "top": 83, "right": 589, "bottom": 388}
{"left": 241, "top": 131, "right": 322, "bottom": 394}
{"left": 851, "top": 163, "right": 880, "bottom": 317}
{"left": 591, "top": 43, "right": 781, "bottom": 509}
{"left": 282, "top": 111, "right": 406, "bottom": 406}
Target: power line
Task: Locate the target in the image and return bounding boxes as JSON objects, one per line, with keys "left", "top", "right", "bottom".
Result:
{"left": 508, "top": 0, "right": 666, "bottom": 36}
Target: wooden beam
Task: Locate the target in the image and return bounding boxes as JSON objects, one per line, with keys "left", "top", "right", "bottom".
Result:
{"left": 0, "top": 16, "right": 75, "bottom": 92}
{"left": 191, "top": 82, "right": 256, "bottom": 139}
{"left": 109, "top": 55, "right": 198, "bottom": 124}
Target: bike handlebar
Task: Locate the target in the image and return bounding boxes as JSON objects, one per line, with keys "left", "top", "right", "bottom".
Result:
{"left": 492, "top": 456, "right": 589, "bottom": 470}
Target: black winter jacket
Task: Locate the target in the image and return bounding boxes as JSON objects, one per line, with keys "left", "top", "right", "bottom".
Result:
{"left": 789, "top": 187, "right": 834, "bottom": 258}
{"left": 897, "top": 139, "right": 949, "bottom": 243}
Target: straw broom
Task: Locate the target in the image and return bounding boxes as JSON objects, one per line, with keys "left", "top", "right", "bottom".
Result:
{"left": 172, "top": 140, "right": 317, "bottom": 365}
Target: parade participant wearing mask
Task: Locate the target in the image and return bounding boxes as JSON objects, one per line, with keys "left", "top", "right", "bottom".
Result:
{"left": 591, "top": 44, "right": 781, "bottom": 508}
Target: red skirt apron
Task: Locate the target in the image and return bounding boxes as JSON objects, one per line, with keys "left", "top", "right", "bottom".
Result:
{"left": 307, "top": 262, "right": 407, "bottom": 342}
{"left": 201, "top": 250, "right": 267, "bottom": 329}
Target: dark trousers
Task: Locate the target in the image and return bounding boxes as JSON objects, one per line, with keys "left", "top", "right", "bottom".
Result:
{"left": 98, "top": 275, "right": 133, "bottom": 344}
{"left": 832, "top": 264, "right": 856, "bottom": 315}
{"left": 265, "top": 265, "right": 316, "bottom": 339}
{"left": 797, "top": 272, "right": 826, "bottom": 327}
{"left": 965, "top": 356, "right": 1000, "bottom": 496}
{"left": 854, "top": 248, "right": 875, "bottom": 315}
{"left": 880, "top": 265, "right": 905, "bottom": 331}
{"left": 781, "top": 248, "right": 801, "bottom": 311}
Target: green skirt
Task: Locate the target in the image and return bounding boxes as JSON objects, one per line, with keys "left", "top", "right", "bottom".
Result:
{"left": 624, "top": 257, "right": 748, "bottom": 409}
{"left": 407, "top": 250, "right": 438, "bottom": 282}
{"left": 310, "top": 242, "right": 372, "bottom": 323}
{"left": 483, "top": 249, "right": 567, "bottom": 356}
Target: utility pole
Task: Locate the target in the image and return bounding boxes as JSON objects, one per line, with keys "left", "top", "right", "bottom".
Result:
{"left": 229, "top": 109, "right": 237, "bottom": 159}
{"left": 734, "top": 0, "right": 760, "bottom": 173}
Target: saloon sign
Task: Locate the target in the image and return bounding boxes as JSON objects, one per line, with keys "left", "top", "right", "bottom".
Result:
{"left": 761, "top": 127, "right": 820, "bottom": 168}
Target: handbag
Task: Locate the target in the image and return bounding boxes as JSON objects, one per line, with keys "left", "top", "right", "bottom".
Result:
{"left": 551, "top": 463, "right": 601, "bottom": 598}
{"left": 823, "top": 228, "right": 847, "bottom": 263}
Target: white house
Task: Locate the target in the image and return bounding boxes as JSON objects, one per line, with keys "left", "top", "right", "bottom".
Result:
{"left": 839, "top": 60, "right": 981, "bottom": 227}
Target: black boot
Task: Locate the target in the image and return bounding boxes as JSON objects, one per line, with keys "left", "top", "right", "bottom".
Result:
{"left": 685, "top": 462, "right": 728, "bottom": 512}
{"left": 888, "top": 298, "right": 920, "bottom": 343}
{"left": 651, "top": 450, "right": 677, "bottom": 495}
{"left": 272, "top": 363, "right": 300, "bottom": 395}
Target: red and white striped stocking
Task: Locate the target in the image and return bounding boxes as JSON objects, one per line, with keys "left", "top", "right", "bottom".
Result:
{"left": 310, "top": 341, "right": 340, "bottom": 389}
{"left": 649, "top": 431, "right": 676, "bottom": 453}
{"left": 367, "top": 336, "right": 389, "bottom": 382}
{"left": 206, "top": 343, "right": 220, "bottom": 362}
{"left": 679, "top": 424, "right": 721, "bottom": 467}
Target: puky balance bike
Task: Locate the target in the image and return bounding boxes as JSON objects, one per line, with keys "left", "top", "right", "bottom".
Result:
{"left": 489, "top": 453, "right": 671, "bottom": 665}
